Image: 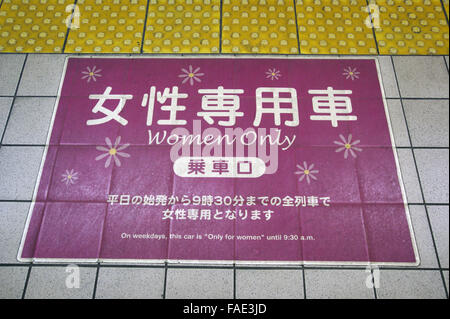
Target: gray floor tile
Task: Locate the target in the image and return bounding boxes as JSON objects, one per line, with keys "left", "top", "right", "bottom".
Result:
{"left": 403, "top": 100, "right": 449, "bottom": 147}
{"left": 0, "top": 267, "right": 28, "bottom": 299}
{"left": 445, "top": 56, "right": 449, "bottom": 72}
{"left": 304, "top": 269, "right": 374, "bottom": 299}
{"left": 0, "top": 54, "right": 26, "bottom": 96}
{"left": 387, "top": 99, "right": 410, "bottom": 147}
{"left": 0, "top": 146, "right": 44, "bottom": 200}
{"left": 17, "top": 55, "right": 66, "bottom": 96}
{"left": 414, "top": 149, "right": 449, "bottom": 204}
{"left": 393, "top": 56, "right": 449, "bottom": 98}
{"left": 427, "top": 205, "right": 449, "bottom": 268}
{"left": 376, "top": 270, "right": 446, "bottom": 299}
{"left": 236, "top": 269, "right": 303, "bottom": 299}
{"left": 397, "top": 149, "right": 422, "bottom": 203}
{"left": 25, "top": 266, "right": 96, "bottom": 299}
{"left": 2, "top": 97, "right": 56, "bottom": 144}
{"left": 444, "top": 271, "right": 449, "bottom": 293}
{"left": 408, "top": 205, "right": 439, "bottom": 268}
{"left": 0, "top": 97, "right": 13, "bottom": 138}
{"left": 377, "top": 56, "right": 399, "bottom": 98}
{"left": 95, "top": 267, "right": 165, "bottom": 299}
{"left": 0, "top": 202, "right": 30, "bottom": 263}
{"left": 166, "top": 268, "right": 233, "bottom": 299}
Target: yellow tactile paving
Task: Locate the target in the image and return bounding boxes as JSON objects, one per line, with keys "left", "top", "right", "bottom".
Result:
{"left": 374, "top": 0, "right": 449, "bottom": 55}
{"left": 143, "top": 0, "right": 221, "bottom": 53}
{"left": 296, "top": 0, "right": 378, "bottom": 55}
{"left": 0, "top": 0, "right": 448, "bottom": 55}
{"left": 0, "top": 0, "right": 71, "bottom": 53}
{"left": 222, "top": 0, "right": 299, "bottom": 54}
{"left": 65, "top": 0, "right": 147, "bottom": 53}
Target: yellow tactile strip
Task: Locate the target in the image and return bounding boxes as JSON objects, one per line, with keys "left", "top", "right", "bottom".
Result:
{"left": 65, "top": 0, "right": 147, "bottom": 53}
{"left": 0, "top": 0, "right": 448, "bottom": 54}
{"left": 0, "top": 0, "right": 72, "bottom": 53}
{"left": 222, "top": 0, "right": 299, "bottom": 54}
{"left": 374, "top": 0, "right": 449, "bottom": 55}
{"left": 143, "top": 0, "right": 221, "bottom": 53}
{"left": 296, "top": 0, "right": 378, "bottom": 55}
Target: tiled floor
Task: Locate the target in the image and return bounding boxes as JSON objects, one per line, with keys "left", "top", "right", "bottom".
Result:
{"left": 0, "top": 53, "right": 448, "bottom": 299}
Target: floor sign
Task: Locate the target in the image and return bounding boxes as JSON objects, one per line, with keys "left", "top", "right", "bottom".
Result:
{"left": 19, "top": 57, "right": 419, "bottom": 265}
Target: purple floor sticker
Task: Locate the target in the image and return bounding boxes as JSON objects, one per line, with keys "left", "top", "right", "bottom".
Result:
{"left": 19, "top": 57, "right": 419, "bottom": 265}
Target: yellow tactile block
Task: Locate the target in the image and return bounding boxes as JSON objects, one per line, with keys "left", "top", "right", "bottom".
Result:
{"left": 296, "top": 0, "right": 378, "bottom": 55}
{"left": 0, "top": 0, "right": 71, "bottom": 53}
{"left": 374, "top": 0, "right": 449, "bottom": 55}
{"left": 143, "top": 0, "right": 221, "bottom": 53}
{"left": 65, "top": 0, "right": 147, "bottom": 53}
{"left": 222, "top": 0, "right": 299, "bottom": 54}
{"left": 444, "top": 0, "right": 449, "bottom": 18}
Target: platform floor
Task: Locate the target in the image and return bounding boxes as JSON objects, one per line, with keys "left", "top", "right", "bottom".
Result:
{"left": 0, "top": 53, "right": 448, "bottom": 299}
{"left": 0, "top": 0, "right": 449, "bottom": 301}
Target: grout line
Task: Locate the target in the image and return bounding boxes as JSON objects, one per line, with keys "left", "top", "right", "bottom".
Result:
{"left": 1, "top": 262, "right": 448, "bottom": 271}
{"left": 141, "top": 0, "right": 151, "bottom": 54}
{"left": 371, "top": 268, "right": 378, "bottom": 299}
{"left": 444, "top": 56, "right": 449, "bottom": 73}
{"left": 440, "top": 0, "right": 449, "bottom": 25}
{"left": 396, "top": 146, "right": 449, "bottom": 150}
{"left": 371, "top": 267, "right": 450, "bottom": 271}
{"left": 391, "top": 55, "right": 449, "bottom": 299}
{"left": 162, "top": 262, "right": 168, "bottom": 299}
{"left": 233, "top": 263, "right": 236, "bottom": 299}
{"left": 0, "top": 53, "right": 28, "bottom": 147}
{"left": 92, "top": 263, "right": 100, "bottom": 299}
{"left": 293, "top": 0, "right": 302, "bottom": 55}
{"left": 137, "top": 264, "right": 234, "bottom": 270}
{"left": 386, "top": 97, "right": 450, "bottom": 100}
{"left": 409, "top": 203, "right": 450, "bottom": 206}
{"left": 365, "top": 0, "right": 380, "bottom": 55}
{"left": 21, "top": 265, "right": 32, "bottom": 299}
{"left": 1, "top": 144, "right": 47, "bottom": 147}
{"left": 1, "top": 52, "right": 450, "bottom": 57}
{"left": 219, "top": 0, "right": 223, "bottom": 53}
{"left": 62, "top": 0, "right": 78, "bottom": 54}
{"left": 301, "top": 267, "right": 307, "bottom": 299}
{"left": 0, "top": 0, "right": 4, "bottom": 11}
{"left": 0, "top": 95, "right": 58, "bottom": 98}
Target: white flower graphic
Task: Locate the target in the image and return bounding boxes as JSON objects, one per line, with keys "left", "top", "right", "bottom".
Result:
{"left": 342, "top": 67, "right": 360, "bottom": 81}
{"left": 95, "top": 136, "right": 130, "bottom": 168}
{"left": 295, "top": 162, "right": 319, "bottom": 184}
{"left": 265, "top": 68, "right": 281, "bottom": 80}
{"left": 61, "top": 169, "right": 79, "bottom": 186}
{"left": 81, "top": 66, "right": 102, "bottom": 82}
{"left": 334, "top": 134, "right": 362, "bottom": 159}
{"left": 178, "top": 65, "right": 204, "bottom": 86}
